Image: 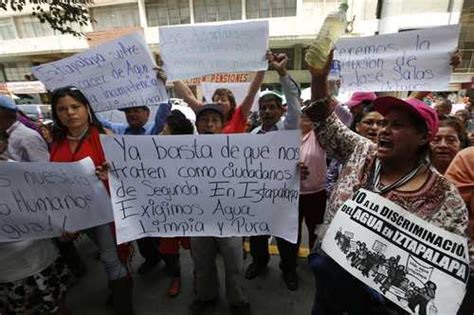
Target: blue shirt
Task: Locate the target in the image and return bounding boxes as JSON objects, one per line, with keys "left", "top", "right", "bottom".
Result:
{"left": 99, "top": 102, "right": 172, "bottom": 135}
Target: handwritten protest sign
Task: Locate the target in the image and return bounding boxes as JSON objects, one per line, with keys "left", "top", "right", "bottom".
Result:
{"left": 201, "top": 82, "right": 259, "bottom": 111}
{"left": 334, "top": 25, "right": 460, "bottom": 92}
{"left": 101, "top": 131, "right": 300, "bottom": 244}
{"left": 32, "top": 33, "right": 168, "bottom": 112}
{"left": 0, "top": 158, "right": 114, "bottom": 242}
{"left": 322, "top": 189, "right": 469, "bottom": 314}
{"left": 159, "top": 21, "right": 269, "bottom": 81}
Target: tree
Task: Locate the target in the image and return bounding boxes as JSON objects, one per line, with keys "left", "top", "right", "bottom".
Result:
{"left": 0, "top": 0, "right": 94, "bottom": 37}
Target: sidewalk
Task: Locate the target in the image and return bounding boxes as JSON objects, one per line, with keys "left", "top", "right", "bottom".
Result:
{"left": 67, "top": 238, "right": 315, "bottom": 314}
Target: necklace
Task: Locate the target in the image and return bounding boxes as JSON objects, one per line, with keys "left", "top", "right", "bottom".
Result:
{"left": 371, "top": 159, "right": 427, "bottom": 194}
{"left": 66, "top": 127, "right": 89, "bottom": 141}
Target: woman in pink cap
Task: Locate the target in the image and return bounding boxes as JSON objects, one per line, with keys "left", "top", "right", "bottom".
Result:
{"left": 304, "top": 51, "right": 471, "bottom": 314}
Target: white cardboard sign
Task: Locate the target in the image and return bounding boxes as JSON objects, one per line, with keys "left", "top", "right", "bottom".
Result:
{"left": 32, "top": 33, "right": 168, "bottom": 112}
{"left": 0, "top": 158, "right": 114, "bottom": 242}
{"left": 322, "top": 189, "right": 469, "bottom": 315}
{"left": 100, "top": 131, "right": 300, "bottom": 244}
{"left": 335, "top": 25, "right": 460, "bottom": 92}
{"left": 160, "top": 21, "right": 269, "bottom": 81}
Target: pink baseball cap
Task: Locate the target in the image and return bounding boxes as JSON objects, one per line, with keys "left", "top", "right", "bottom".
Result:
{"left": 346, "top": 92, "right": 377, "bottom": 109}
{"left": 374, "top": 96, "right": 439, "bottom": 140}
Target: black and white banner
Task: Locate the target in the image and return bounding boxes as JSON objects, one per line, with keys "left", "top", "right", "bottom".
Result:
{"left": 322, "top": 189, "right": 469, "bottom": 314}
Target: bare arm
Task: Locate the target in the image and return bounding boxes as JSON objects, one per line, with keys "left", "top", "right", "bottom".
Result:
{"left": 173, "top": 80, "right": 203, "bottom": 111}
{"left": 239, "top": 70, "right": 265, "bottom": 118}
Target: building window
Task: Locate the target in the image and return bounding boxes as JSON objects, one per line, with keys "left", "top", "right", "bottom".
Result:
{"left": 0, "top": 18, "right": 16, "bottom": 40}
{"left": 401, "top": 0, "right": 451, "bottom": 15}
{"left": 194, "top": 0, "right": 242, "bottom": 23}
{"left": 15, "top": 15, "right": 55, "bottom": 38}
{"left": 91, "top": 4, "right": 140, "bottom": 31}
{"left": 3, "top": 62, "right": 33, "bottom": 81}
{"left": 146, "top": 0, "right": 190, "bottom": 26}
{"left": 246, "top": 0, "right": 297, "bottom": 19}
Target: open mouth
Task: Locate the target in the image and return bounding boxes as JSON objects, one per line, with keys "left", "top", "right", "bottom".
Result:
{"left": 378, "top": 137, "right": 393, "bottom": 149}
{"left": 202, "top": 131, "right": 214, "bottom": 134}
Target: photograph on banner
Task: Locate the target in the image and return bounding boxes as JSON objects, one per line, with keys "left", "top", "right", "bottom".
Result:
{"left": 334, "top": 25, "right": 460, "bottom": 92}
{"left": 32, "top": 32, "right": 168, "bottom": 112}
{"left": 201, "top": 82, "right": 259, "bottom": 112}
{"left": 322, "top": 189, "right": 469, "bottom": 315}
{"left": 159, "top": 20, "right": 269, "bottom": 81}
{"left": 100, "top": 131, "right": 300, "bottom": 244}
{"left": 0, "top": 158, "right": 114, "bottom": 242}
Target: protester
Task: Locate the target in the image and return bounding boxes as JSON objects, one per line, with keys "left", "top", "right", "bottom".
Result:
{"left": 299, "top": 110, "right": 327, "bottom": 252}
{"left": 304, "top": 51, "right": 471, "bottom": 314}
{"left": 433, "top": 96, "right": 453, "bottom": 117}
{"left": 445, "top": 147, "right": 474, "bottom": 315}
{"left": 246, "top": 53, "right": 302, "bottom": 291}
{"left": 0, "top": 95, "right": 72, "bottom": 315}
{"left": 346, "top": 91, "right": 377, "bottom": 117}
{"left": 156, "top": 109, "right": 194, "bottom": 297}
{"left": 49, "top": 87, "right": 133, "bottom": 315}
{"left": 99, "top": 68, "right": 173, "bottom": 276}
{"left": 173, "top": 54, "right": 270, "bottom": 134}
{"left": 189, "top": 104, "right": 250, "bottom": 315}
{"left": 455, "top": 109, "right": 469, "bottom": 125}
{"left": 39, "top": 122, "right": 54, "bottom": 146}
{"left": 351, "top": 102, "right": 384, "bottom": 143}
{"left": 431, "top": 116, "right": 465, "bottom": 174}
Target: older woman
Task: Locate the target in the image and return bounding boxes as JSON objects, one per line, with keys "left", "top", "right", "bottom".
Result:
{"left": 49, "top": 87, "right": 133, "bottom": 315}
{"left": 305, "top": 52, "right": 471, "bottom": 314}
{"left": 431, "top": 116, "right": 465, "bottom": 174}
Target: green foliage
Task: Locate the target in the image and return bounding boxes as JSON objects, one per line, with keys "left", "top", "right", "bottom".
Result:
{"left": 0, "top": 0, "right": 94, "bottom": 37}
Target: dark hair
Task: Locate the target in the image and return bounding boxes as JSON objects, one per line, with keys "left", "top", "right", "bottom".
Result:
{"left": 350, "top": 101, "right": 376, "bottom": 131}
{"left": 408, "top": 110, "right": 433, "bottom": 162}
{"left": 166, "top": 110, "right": 194, "bottom": 135}
{"left": 50, "top": 86, "right": 105, "bottom": 140}
{"left": 438, "top": 116, "right": 466, "bottom": 148}
{"left": 212, "top": 88, "right": 236, "bottom": 122}
{"left": 258, "top": 94, "right": 283, "bottom": 108}
{"left": 0, "top": 107, "right": 17, "bottom": 121}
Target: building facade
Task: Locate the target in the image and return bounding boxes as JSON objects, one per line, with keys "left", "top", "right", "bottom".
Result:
{"left": 0, "top": 0, "right": 471, "bottom": 98}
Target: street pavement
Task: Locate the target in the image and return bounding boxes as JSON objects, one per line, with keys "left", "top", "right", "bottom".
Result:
{"left": 67, "top": 237, "right": 315, "bottom": 315}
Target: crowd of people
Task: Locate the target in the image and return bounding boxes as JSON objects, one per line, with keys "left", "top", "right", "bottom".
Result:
{"left": 0, "top": 47, "right": 473, "bottom": 315}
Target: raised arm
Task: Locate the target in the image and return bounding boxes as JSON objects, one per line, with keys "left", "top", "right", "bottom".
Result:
{"left": 173, "top": 81, "right": 203, "bottom": 111}
{"left": 239, "top": 70, "right": 265, "bottom": 118}
{"left": 270, "top": 53, "right": 300, "bottom": 130}
{"left": 304, "top": 50, "right": 371, "bottom": 162}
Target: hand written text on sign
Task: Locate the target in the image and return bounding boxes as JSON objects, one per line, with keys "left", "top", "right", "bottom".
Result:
{"left": 101, "top": 131, "right": 300, "bottom": 244}
{"left": 0, "top": 158, "right": 114, "bottom": 242}
{"left": 33, "top": 33, "right": 168, "bottom": 112}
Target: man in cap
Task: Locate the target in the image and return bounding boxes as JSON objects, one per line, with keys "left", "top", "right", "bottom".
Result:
{"left": 0, "top": 95, "right": 49, "bottom": 162}
{"left": 190, "top": 103, "right": 250, "bottom": 315}
{"left": 246, "top": 54, "right": 302, "bottom": 291}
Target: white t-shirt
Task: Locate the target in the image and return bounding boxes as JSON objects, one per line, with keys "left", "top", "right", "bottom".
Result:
{"left": 0, "top": 121, "right": 58, "bottom": 283}
{"left": 0, "top": 240, "right": 58, "bottom": 283}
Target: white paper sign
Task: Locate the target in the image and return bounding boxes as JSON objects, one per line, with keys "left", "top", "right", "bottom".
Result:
{"left": 335, "top": 25, "right": 460, "bottom": 92}
{"left": 322, "top": 189, "right": 469, "bottom": 314}
{"left": 201, "top": 82, "right": 259, "bottom": 111}
{"left": 101, "top": 131, "right": 300, "bottom": 244}
{"left": 32, "top": 33, "right": 168, "bottom": 112}
{"left": 0, "top": 158, "right": 114, "bottom": 242}
{"left": 160, "top": 21, "right": 269, "bottom": 81}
